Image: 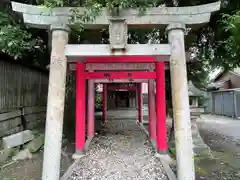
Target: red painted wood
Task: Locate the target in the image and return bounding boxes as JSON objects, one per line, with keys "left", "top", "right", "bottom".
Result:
{"left": 107, "top": 86, "right": 137, "bottom": 91}
{"left": 69, "top": 62, "right": 170, "bottom": 71}
{"left": 102, "top": 84, "right": 107, "bottom": 123}
{"left": 85, "top": 63, "right": 155, "bottom": 71}
{"left": 84, "top": 72, "right": 156, "bottom": 79}
{"left": 106, "top": 83, "right": 137, "bottom": 91}
{"left": 156, "top": 62, "right": 167, "bottom": 152}
{"left": 148, "top": 80, "right": 157, "bottom": 142}
{"left": 84, "top": 56, "right": 156, "bottom": 63}
{"left": 75, "top": 62, "right": 86, "bottom": 151}
{"left": 68, "top": 55, "right": 170, "bottom": 63}
{"left": 87, "top": 79, "right": 95, "bottom": 137}
{"left": 94, "top": 79, "right": 148, "bottom": 83}
{"left": 137, "top": 83, "right": 143, "bottom": 123}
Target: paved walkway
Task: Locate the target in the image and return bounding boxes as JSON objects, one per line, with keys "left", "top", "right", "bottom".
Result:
{"left": 195, "top": 114, "right": 240, "bottom": 180}
{"left": 67, "top": 110, "right": 168, "bottom": 180}
{"left": 198, "top": 114, "right": 240, "bottom": 155}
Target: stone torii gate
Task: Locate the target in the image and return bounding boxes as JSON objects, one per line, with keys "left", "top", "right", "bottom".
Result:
{"left": 11, "top": 2, "right": 220, "bottom": 180}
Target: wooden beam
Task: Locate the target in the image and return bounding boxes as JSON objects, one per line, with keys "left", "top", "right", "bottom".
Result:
{"left": 65, "top": 44, "right": 171, "bottom": 58}
{"left": 83, "top": 56, "right": 169, "bottom": 63}
{"left": 85, "top": 63, "right": 154, "bottom": 71}
{"left": 69, "top": 62, "right": 170, "bottom": 71}
{"left": 94, "top": 79, "right": 148, "bottom": 83}
{"left": 84, "top": 72, "right": 156, "bottom": 79}
{"left": 22, "top": 107, "right": 46, "bottom": 115}
{"left": 0, "top": 110, "right": 21, "bottom": 122}
{"left": 107, "top": 86, "right": 137, "bottom": 91}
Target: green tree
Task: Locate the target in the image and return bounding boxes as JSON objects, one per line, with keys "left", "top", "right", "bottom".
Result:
{"left": 0, "top": 0, "right": 47, "bottom": 67}
{"left": 1, "top": 0, "right": 240, "bottom": 86}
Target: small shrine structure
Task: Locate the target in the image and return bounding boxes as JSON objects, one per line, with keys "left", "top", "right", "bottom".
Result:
{"left": 11, "top": 2, "right": 220, "bottom": 180}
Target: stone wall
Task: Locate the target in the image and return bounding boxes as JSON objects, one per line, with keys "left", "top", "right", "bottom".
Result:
{"left": 0, "top": 107, "right": 46, "bottom": 138}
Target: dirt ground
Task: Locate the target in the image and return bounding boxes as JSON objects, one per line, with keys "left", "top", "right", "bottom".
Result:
{"left": 0, "top": 145, "right": 74, "bottom": 180}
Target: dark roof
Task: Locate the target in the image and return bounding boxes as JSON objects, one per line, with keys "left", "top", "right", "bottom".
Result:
{"left": 212, "top": 68, "right": 240, "bottom": 82}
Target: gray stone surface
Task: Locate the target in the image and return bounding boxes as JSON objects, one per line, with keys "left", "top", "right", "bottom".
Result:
{"left": 2, "top": 130, "right": 34, "bottom": 148}
{"left": 65, "top": 44, "right": 171, "bottom": 57}
{"left": 12, "top": 1, "right": 220, "bottom": 29}
{"left": 0, "top": 148, "right": 14, "bottom": 164}
{"left": 25, "top": 135, "right": 44, "bottom": 153}
{"left": 67, "top": 112, "right": 168, "bottom": 180}
{"left": 12, "top": 149, "right": 32, "bottom": 161}
{"left": 12, "top": 1, "right": 220, "bottom": 16}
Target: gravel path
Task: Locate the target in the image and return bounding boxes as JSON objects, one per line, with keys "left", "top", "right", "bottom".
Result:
{"left": 67, "top": 118, "right": 168, "bottom": 180}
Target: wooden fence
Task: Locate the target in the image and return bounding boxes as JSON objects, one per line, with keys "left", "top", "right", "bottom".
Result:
{"left": 0, "top": 60, "right": 48, "bottom": 112}
{"left": 0, "top": 59, "right": 48, "bottom": 137}
{"left": 0, "top": 106, "right": 46, "bottom": 138}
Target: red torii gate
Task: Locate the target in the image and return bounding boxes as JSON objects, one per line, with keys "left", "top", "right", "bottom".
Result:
{"left": 75, "top": 56, "right": 167, "bottom": 155}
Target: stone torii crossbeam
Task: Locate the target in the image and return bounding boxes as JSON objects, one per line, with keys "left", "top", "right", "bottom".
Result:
{"left": 11, "top": 2, "right": 220, "bottom": 180}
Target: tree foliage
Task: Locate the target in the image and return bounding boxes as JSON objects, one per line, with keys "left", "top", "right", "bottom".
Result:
{"left": 1, "top": 0, "right": 240, "bottom": 87}
{"left": 0, "top": 0, "right": 45, "bottom": 60}
{"left": 220, "top": 11, "right": 240, "bottom": 69}
{"left": 0, "top": 11, "right": 44, "bottom": 60}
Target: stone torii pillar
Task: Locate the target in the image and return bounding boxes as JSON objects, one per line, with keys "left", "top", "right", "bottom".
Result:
{"left": 167, "top": 23, "right": 195, "bottom": 180}
{"left": 41, "top": 24, "right": 69, "bottom": 180}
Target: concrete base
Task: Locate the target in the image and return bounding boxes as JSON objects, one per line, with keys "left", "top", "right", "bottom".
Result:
{"left": 72, "top": 150, "right": 85, "bottom": 160}
{"left": 150, "top": 139, "right": 157, "bottom": 150}
{"left": 156, "top": 153, "right": 177, "bottom": 180}
{"left": 136, "top": 120, "right": 141, "bottom": 125}
{"left": 72, "top": 136, "right": 94, "bottom": 159}
{"left": 155, "top": 153, "right": 176, "bottom": 165}
{"left": 139, "top": 122, "right": 149, "bottom": 136}
{"left": 3, "top": 130, "right": 34, "bottom": 148}
{"left": 61, "top": 159, "right": 82, "bottom": 180}
{"left": 84, "top": 136, "right": 94, "bottom": 151}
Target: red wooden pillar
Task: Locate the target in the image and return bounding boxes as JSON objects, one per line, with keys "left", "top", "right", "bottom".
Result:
{"left": 148, "top": 80, "right": 157, "bottom": 142}
{"left": 87, "top": 78, "right": 95, "bottom": 137}
{"left": 137, "top": 83, "right": 143, "bottom": 123}
{"left": 102, "top": 84, "right": 107, "bottom": 124}
{"left": 76, "top": 62, "right": 86, "bottom": 153}
{"left": 156, "top": 62, "right": 167, "bottom": 153}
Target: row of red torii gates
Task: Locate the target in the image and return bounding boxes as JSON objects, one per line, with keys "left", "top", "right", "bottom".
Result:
{"left": 73, "top": 57, "right": 167, "bottom": 154}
